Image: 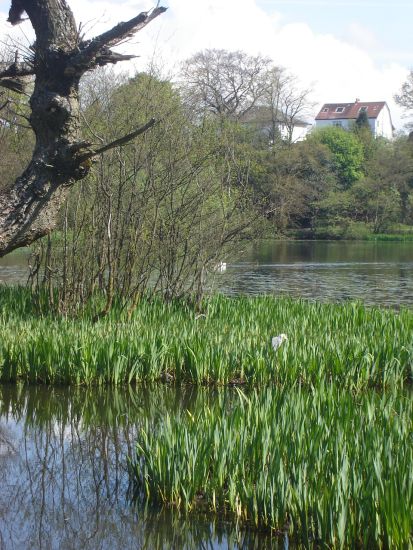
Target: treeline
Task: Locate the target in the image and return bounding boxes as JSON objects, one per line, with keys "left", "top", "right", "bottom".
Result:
{"left": 176, "top": 49, "right": 413, "bottom": 239}
{"left": 1, "top": 49, "right": 413, "bottom": 311}
{"left": 252, "top": 123, "right": 413, "bottom": 239}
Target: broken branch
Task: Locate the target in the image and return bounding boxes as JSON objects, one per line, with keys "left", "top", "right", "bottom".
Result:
{"left": 65, "top": 7, "right": 166, "bottom": 76}
{"left": 0, "top": 61, "right": 34, "bottom": 78}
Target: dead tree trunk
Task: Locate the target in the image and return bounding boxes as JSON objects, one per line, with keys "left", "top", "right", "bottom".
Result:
{"left": 0, "top": 0, "right": 165, "bottom": 257}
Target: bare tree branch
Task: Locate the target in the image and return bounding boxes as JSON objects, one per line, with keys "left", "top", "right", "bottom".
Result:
{"left": 65, "top": 7, "right": 167, "bottom": 76}
{"left": 78, "top": 118, "right": 157, "bottom": 161}
{"left": 0, "top": 61, "right": 34, "bottom": 78}
{"left": 81, "top": 7, "right": 166, "bottom": 51}
{"left": 0, "top": 61, "right": 34, "bottom": 93}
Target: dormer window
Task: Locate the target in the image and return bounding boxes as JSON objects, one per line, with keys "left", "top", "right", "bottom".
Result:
{"left": 323, "top": 107, "right": 329, "bottom": 112}
{"left": 335, "top": 107, "right": 345, "bottom": 113}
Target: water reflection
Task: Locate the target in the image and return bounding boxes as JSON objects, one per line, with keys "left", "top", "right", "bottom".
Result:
{"left": 0, "top": 385, "right": 283, "bottom": 549}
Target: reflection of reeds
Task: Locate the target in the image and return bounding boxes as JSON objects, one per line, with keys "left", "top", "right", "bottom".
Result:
{"left": 132, "top": 386, "right": 413, "bottom": 547}
{"left": 0, "top": 287, "right": 411, "bottom": 388}
{"left": 0, "top": 384, "right": 217, "bottom": 430}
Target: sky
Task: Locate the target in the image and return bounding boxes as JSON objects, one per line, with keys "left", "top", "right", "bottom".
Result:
{"left": 0, "top": 0, "right": 411, "bottom": 130}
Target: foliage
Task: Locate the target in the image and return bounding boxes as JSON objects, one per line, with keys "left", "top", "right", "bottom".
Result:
{"left": 313, "top": 137, "right": 413, "bottom": 237}
{"left": 308, "top": 126, "right": 365, "bottom": 188}
{"left": 250, "top": 139, "right": 336, "bottom": 230}
{"left": 132, "top": 386, "right": 413, "bottom": 547}
{"left": 355, "top": 109, "right": 370, "bottom": 130}
{"left": 0, "top": 288, "right": 411, "bottom": 388}
{"left": 29, "top": 69, "right": 259, "bottom": 314}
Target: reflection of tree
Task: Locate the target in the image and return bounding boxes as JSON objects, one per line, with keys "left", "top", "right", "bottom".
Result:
{"left": 139, "top": 507, "right": 283, "bottom": 550}
{"left": 0, "top": 385, "right": 279, "bottom": 549}
{"left": 0, "top": 424, "right": 16, "bottom": 456}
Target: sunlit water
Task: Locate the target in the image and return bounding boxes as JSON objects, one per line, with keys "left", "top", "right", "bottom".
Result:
{"left": 213, "top": 240, "right": 413, "bottom": 308}
{"left": 0, "top": 385, "right": 286, "bottom": 550}
{"left": 1, "top": 241, "right": 412, "bottom": 307}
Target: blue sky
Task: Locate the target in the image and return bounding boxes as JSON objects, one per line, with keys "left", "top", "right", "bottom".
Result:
{"left": 0, "top": 0, "right": 411, "bottom": 128}
{"left": 256, "top": 0, "right": 413, "bottom": 67}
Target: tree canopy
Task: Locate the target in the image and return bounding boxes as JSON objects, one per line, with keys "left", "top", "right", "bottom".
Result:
{"left": 308, "top": 126, "right": 365, "bottom": 188}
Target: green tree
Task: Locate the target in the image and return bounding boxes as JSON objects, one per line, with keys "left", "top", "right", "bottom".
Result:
{"left": 250, "top": 139, "right": 336, "bottom": 231}
{"left": 315, "top": 137, "right": 413, "bottom": 236}
{"left": 361, "top": 138, "right": 413, "bottom": 229}
{"left": 308, "top": 126, "right": 364, "bottom": 188}
{"left": 355, "top": 109, "right": 370, "bottom": 130}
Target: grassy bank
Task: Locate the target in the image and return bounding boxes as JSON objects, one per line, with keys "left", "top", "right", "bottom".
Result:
{"left": 0, "top": 287, "right": 411, "bottom": 388}
{"left": 290, "top": 223, "right": 413, "bottom": 241}
{"left": 132, "top": 387, "right": 413, "bottom": 547}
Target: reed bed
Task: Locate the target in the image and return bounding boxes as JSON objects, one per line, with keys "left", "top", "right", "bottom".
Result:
{"left": 0, "top": 287, "right": 411, "bottom": 387}
{"left": 131, "top": 386, "right": 413, "bottom": 548}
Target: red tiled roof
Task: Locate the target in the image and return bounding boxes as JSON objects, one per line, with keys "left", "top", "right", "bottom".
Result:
{"left": 315, "top": 101, "right": 386, "bottom": 120}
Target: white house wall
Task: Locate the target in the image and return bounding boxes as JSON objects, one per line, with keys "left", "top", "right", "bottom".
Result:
{"left": 315, "top": 119, "right": 352, "bottom": 131}
{"left": 375, "top": 107, "right": 393, "bottom": 139}
{"left": 315, "top": 111, "right": 393, "bottom": 139}
{"left": 291, "top": 125, "right": 311, "bottom": 142}
{"left": 279, "top": 124, "right": 310, "bottom": 142}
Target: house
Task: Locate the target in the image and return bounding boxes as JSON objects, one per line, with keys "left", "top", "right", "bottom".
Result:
{"left": 315, "top": 100, "right": 394, "bottom": 139}
{"left": 240, "top": 105, "right": 312, "bottom": 144}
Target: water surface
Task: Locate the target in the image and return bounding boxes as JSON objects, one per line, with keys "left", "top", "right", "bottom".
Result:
{"left": 0, "top": 385, "right": 285, "bottom": 550}
{"left": 1, "top": 240, "right": 412, "bottom": 307}
{"left": 215, "top": 240, "right": 413, "bottom": 307}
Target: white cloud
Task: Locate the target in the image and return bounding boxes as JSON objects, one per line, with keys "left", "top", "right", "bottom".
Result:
{"left": 345, "top": 21, "right": 378, "bottom": 51}
{"left": 158, "top": 1, "right": 409, "bottom": 128}
{"left": 0, "top": 0, "right": 410, "bottom": 129}
{"left": 262, "top": 20, "right": 409, "bottom": 128}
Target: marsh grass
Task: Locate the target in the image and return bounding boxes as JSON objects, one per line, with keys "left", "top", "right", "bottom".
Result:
{"left": 132, "top": 386, "right": 413, "bottom": 548}
{"left": 0, "top": 287, "right": 411, "bottom": 387}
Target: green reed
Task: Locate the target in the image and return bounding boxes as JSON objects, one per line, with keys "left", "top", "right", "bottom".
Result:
{"left": 0, "top": 286, "right": 411, "bottom": 387}
{"left": 131, "top": 386, "right": 413, "bottom": 548}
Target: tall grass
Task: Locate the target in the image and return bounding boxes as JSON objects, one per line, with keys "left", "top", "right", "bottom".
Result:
{"left": 0, "top": 287, "right": 411, "bottom": 387}
{"left": 131, "top": 386, "right": 413, "bottom": 548}
{"left": 366, "top": 233, "right": 413, "bottom": 242}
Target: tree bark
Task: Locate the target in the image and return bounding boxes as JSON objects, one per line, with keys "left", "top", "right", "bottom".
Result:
{"left": 0, "top": 0, "right": 165, "bottom": 257}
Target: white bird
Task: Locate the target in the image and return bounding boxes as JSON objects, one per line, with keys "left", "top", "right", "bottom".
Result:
{"left": 213, "top": 261, "right": 227, "bottom": 272}
{"left": 271, "top": 334, "right": 288, "bottom": 351}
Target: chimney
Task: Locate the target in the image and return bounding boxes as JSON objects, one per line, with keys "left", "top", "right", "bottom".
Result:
{"left": 355, "top": 98, "right": 360, "bottom": 103}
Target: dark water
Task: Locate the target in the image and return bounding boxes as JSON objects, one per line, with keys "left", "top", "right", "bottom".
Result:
{"left": 0, "top": 385, "right": 285, "bottom": 550}
{"left": 2, "top": 241, "right": 412, "bottom": 307}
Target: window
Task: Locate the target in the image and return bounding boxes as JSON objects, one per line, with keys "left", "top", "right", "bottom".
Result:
{"left": 335, "top": 107, "right": 345, "bottom": 113}
{"left": 323, "top": 107, "right": 329, "bottom": 112}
